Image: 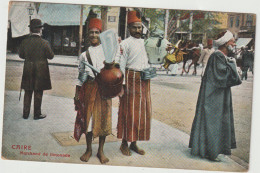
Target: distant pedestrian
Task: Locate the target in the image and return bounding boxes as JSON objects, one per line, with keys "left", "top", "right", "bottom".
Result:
{"left": 168, "top": 63, "right": 178, "bottom": 76}
{"left": 19, "top": 19, "right": 54, "bottom": 120}
{"left": 197, "top": 39, "right": 214, "bottom": 76}
{"left": 241, "top": 47, "right": 254, "bottom": 80}
{"left": 167, "top": 45, "right": 179, "bottom": 76}
{"left": 189, "top": 30, "right": 242, "bottom": 161}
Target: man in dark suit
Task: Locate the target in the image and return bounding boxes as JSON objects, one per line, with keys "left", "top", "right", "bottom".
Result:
{"left": 19, "top": 19, "right": 54, "bottom": 120}
{"left": 241, "top": 47, "right": 254, "bottom": 80}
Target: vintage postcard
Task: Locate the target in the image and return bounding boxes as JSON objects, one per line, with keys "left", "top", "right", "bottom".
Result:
{"left": 1, "top": 0, "right": 259, "bottom": 172}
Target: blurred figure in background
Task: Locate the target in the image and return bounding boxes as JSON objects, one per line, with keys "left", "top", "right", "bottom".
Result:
{"left": 241, "top": 46, "right": 254, "bottom": 80}
{"left": 197, "top": 39, "right": 214, "bottom": 76}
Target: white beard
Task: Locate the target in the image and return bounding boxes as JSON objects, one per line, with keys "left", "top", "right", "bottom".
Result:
{"left": 227, "top": 45, "right": 236, "bottom": 54}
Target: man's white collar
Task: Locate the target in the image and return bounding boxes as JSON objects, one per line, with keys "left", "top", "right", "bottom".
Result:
{"left": 31, "top": 33, "right": 41, "bottom": 36}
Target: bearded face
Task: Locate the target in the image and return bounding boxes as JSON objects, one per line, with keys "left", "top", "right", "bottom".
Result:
{"left": 89, "top": 28, "right": 101, "bottom": 46}
{"left": 225, "top": 37, "right": 236, "bottom": 54}
{"left": 128, "top": 22, "right": 142, "bottom": 39}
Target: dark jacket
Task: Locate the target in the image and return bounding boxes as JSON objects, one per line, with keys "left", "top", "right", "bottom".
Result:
{"left": 242, "top": 50, "right": 254, "bottom": 67}
{"left": 19, "top": 35, "right": 54, "bottom": 90}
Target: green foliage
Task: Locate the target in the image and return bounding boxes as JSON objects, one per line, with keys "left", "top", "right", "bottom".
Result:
{"left": 143, "top": 8, "right": 165, "bottom": 32}
{"left": 143, "top": 8, "right": 224, "bottom": 43}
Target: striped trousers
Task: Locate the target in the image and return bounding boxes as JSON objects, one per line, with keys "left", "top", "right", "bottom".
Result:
{"left": 117, "top": 69, "right": 152, "bottom": 142}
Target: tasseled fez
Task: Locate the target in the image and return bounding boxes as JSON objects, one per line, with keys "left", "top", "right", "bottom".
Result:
{"left": 89, "top": 18, "right": 102, "bottom": 31}
{"left": 127, "top": 11, "right": 141, "bottom": 24}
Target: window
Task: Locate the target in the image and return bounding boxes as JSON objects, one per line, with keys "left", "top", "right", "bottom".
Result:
{"left": 236, "top": 16, "right": 240, "bottom": 27}
{"left": 246, "top": 15, "right": 253, "bottom": 26}
{"left": 242, "top": 14, "right": 245, "bottom": 26}
{"left": 230, "top": 17, "right": 234, "bottom": 27}
{"left": 108, "top": 16, "right": 116, "bottom": 22}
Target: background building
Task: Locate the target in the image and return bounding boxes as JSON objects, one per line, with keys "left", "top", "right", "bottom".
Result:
{"left": 227, "top": 13, "right": 256, "bottom": 49}
{"left": 7, "top": 2, "right": 120, "bottom": 56}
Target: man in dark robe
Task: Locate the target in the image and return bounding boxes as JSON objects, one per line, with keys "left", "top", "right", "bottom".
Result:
{"left": 241, "top": 47, "right": 254, "bottom": 80}
{"left": 189, "top": 30, "right": 242, "bottom": 161}
{"left": 19, "top": 19, "right": 54, "bottom": 120}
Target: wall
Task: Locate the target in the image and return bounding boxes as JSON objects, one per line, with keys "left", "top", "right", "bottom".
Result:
{"left": 106, "top": 7, "right": 120, "bottom": 33}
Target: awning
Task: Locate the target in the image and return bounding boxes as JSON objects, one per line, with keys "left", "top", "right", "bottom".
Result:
{"left": 8, "top": 2, "right": 90, "bottom": 37}
{"left": 236, "top": 38, "right": 252, "bottom": 49}
{"left": 38, "top": 3, "right": 89, "bottom": 26}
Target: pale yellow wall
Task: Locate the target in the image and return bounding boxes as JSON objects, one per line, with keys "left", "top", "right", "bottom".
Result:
{"left": 106, "top": 7, "right": 120, "bottom": 33}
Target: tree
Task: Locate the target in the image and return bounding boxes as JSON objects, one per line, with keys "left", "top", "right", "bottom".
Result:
{"left": 143, "top": 8, "right": 165, "bottom": 33}
{"left": 144, "top": 8, "right": 224, "bottom": 44}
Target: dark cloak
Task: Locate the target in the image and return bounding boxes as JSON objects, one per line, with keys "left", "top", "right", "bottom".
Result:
{"left": 19, "top": 35, "right": 54, "bottom": 90}
{"left": 189, "top": 50, "right": 242, "bottom": 160}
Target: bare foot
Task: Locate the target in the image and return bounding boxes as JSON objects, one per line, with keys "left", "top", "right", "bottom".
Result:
{"left": 97, "top": 152, "right": 109, "bottom": 164}
{"left": 80, "top": 150, "right": 92, "bottom": 162}
{"left": 130, "top": 143, "right": 145, "bottom": 155}
{"left": 120, "top": 143, "right": 131, "bottom": 156}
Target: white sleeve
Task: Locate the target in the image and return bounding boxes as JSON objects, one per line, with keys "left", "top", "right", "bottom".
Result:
{"left": 198, "top": 49, "right": 206, "bottom": 64}
{"left": 77, "top": 52, "right": 89, "bottom": 86}
{"left": 117, "top": 42, "right": 128, "bottom": 85}
{"left": 119, "top": 43, "right": 128, "bottom": 77}
{"left": 114, "top": 44, "right": 121, "bottom": 63}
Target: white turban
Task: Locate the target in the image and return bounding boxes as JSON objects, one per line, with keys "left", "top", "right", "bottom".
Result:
{"left": 214, "top": 30, "right": 234, "bottom": 47}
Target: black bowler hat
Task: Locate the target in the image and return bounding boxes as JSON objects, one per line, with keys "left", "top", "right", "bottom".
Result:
{"left": 28, "top": 19, "right": 43, "bottom": 28}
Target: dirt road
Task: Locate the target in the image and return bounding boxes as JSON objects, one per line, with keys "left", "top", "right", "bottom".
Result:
{"left": 4, "top": 61, "right": 254, "bottom": 163}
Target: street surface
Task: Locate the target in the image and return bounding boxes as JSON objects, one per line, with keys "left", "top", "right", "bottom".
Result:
{"left": 4, "top": 60, "right": 254, "bottom": 164}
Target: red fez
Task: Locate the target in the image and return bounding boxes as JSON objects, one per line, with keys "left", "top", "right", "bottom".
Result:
{"left": 89, "top": 18, "right": 102, "bottom": 31}
{"left": 207, "top": 39, "right": 213, "bottom": 45}
{"left": 127, "top": 11, "right": 141, "bottom": 24}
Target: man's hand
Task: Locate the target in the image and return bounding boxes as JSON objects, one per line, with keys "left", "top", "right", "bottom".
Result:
{"left": 227, "top": 57, "right": 236, "bottom": 63}
{"left": 74, "top": 97, "right": 80, "bottom": 111}
{"left": 74, "top": 85, "right": 81, "bottom": 111}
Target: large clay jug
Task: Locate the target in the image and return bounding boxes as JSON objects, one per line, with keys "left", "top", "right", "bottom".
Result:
{"left": 96, "top": 61, "right": 124, "bottom": 99}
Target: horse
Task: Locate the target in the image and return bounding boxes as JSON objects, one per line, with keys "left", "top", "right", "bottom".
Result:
{"left": 178, "top": 40, "right": 201, "bottom": 75}
{"left": 163, "top": 40, "right": 201, "bottom": 75}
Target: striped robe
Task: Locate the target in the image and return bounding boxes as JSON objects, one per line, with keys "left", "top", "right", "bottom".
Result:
{"left": 74, "top": 80, "right": 112, "bottom": 141}
{"left": 117, "top": 69, "right": 152, "bottom": 142}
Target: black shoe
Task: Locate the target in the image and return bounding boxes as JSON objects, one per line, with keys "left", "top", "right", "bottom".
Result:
{"left": 34, "top": 114, "right": 46, "bottom": 120}
{"left": 23, "top": 115, "right": 29, "bottom": 119}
